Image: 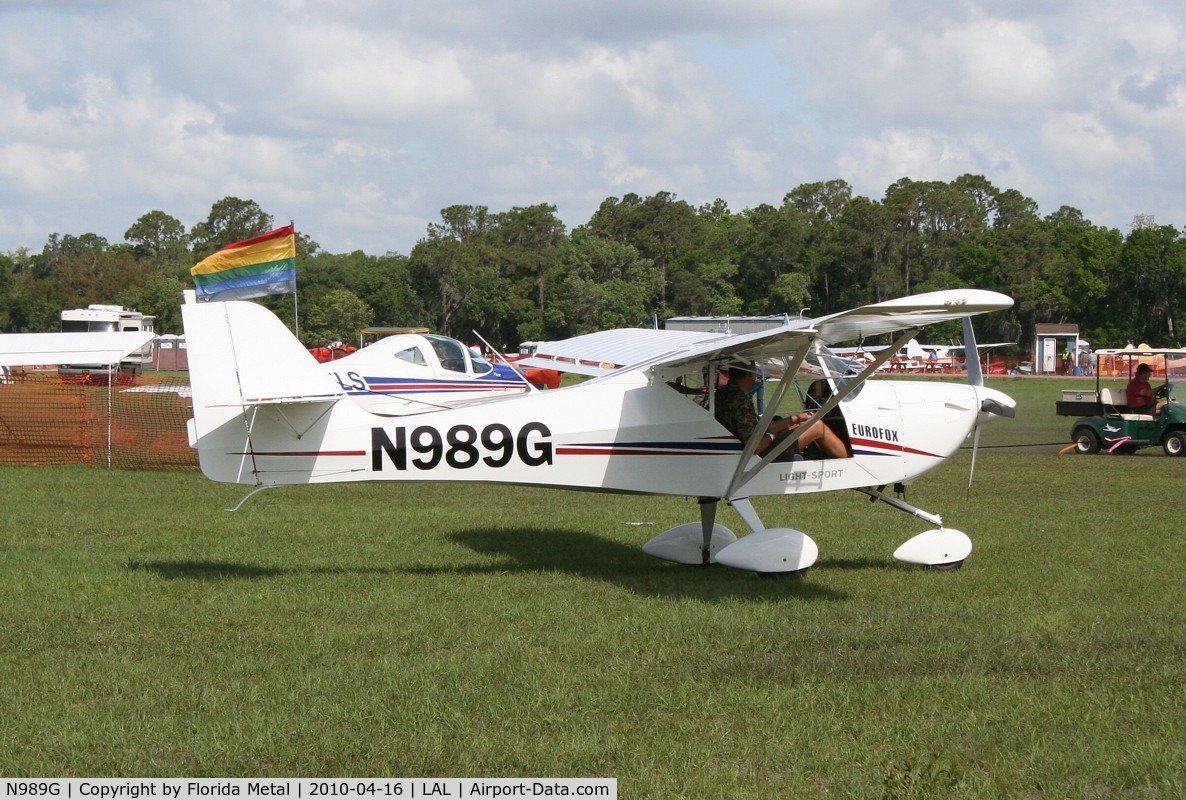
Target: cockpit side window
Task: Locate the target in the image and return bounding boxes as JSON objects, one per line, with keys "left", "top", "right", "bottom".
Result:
{"left": 470, "top": 354, "right": 493, "bottom": 377}
{"left": 394, "top": 346, "right": 427, "bottom": 366}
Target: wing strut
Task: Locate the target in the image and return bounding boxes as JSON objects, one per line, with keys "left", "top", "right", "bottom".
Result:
{"left": 725, "top": 327, "right": 921, "bottom": 498}
{"left": 472, "top": 329, "right": 539, "bottom": 394}
{"left": 962, "top": 316, "right": 982, "bottom": 498}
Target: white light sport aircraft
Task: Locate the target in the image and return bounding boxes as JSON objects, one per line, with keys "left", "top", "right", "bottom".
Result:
{"left": 182, "top": 289, "right": 1016, "bottom": 577}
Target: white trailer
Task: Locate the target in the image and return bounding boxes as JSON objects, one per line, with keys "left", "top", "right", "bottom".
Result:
{"left": 60, "top": 304, "right": 156, "bottom": 370}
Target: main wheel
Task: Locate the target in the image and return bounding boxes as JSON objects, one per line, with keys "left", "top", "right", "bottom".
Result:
{"left": 930, "top": 560, "right": 964, "bottom": 572}
{"left": 756, "top": 568, "right": 810, "bottom": 580}
{"left": 1074, "top": 428, "right": 1101, "bottom": 455}
{"left": 1163, "top": 431, "right": 1186, "bottom": 456}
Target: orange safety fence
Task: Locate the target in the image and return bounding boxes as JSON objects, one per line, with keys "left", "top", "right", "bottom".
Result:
{"left": 1095, "top": 354, "right": 1186, "bottom": 378}
{"left": 0, "top": 370, "right": 197, "bottom": 471}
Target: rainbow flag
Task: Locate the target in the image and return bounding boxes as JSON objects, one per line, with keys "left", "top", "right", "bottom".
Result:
{"left": 191, "top": 224, "right": 297, "bottom": 302}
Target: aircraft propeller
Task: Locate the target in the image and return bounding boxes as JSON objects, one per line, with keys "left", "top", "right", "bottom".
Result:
{"left": 964, "top": 315, "right": 984, "bottom": 497}
{"left": 963, "top": 316, "right": 1015, "bottom": 496}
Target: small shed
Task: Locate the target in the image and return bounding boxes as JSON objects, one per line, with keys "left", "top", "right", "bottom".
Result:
{"left": 1034, "top": 323, "right": 1080, "bottom": 375}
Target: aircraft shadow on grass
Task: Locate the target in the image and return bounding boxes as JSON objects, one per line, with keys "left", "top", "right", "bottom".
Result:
{"left": 440, "top": 526, "right": 846, "bottom": 601}
{"left": 124, "top": 527, "right": 850, "bottom": 601}
{"left": 450, "top": 529, "right": 923, "bottom": 581}
{"left": 126, "top": 560, "right": 393, "bottom": 581}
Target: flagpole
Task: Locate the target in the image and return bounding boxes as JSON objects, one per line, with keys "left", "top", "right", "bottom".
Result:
{"left": 291, "top": 220, "right": 300, "bottom": 341}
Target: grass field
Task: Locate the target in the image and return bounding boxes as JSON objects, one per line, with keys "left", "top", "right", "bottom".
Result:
{"left": 2, "top": 377, "right": 1185, "bottom": 797}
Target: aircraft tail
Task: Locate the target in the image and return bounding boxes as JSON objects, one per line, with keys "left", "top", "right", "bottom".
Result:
{"left": 903, "top": 339, "right": 925, "bottom": 359}
{"left": 182, "top": 301, "right": 347, "bottom": 484}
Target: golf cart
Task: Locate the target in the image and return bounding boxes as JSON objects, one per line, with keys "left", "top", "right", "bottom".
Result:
{"left": 1062, "top": 349, "right": 1186, "bottom": 455}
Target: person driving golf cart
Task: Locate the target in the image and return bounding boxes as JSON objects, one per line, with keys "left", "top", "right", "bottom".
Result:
{"left": 1126, "top": 363, "right": 1167, "bottom": 417}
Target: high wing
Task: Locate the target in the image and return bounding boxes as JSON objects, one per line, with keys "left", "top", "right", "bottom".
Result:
{"left": 517, "top": 328, "right": 730, "bottom": 377}
{"left": 0, "top": 331, "right": 156, "bottom": 368}
{"left": 522, "top": 289, "right": 1013, "bottom": 380}
{"left": 803, "top": 289, "right": 1013, "bottom": 345}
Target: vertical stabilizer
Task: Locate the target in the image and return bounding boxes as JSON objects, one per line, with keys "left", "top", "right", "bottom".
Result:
{"left": 183, "top": 301, "right": 343, "bottom": 407}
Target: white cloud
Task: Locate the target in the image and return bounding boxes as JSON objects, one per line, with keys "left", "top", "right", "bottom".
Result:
{"left": 0, "top": 142, "right": 88, "bottom": 193}
{"left": 836, "top": 129, "right": 1036, "bottom": 200}
{"left": 1041, "top": 113, "right": 1154, "bottom": 172}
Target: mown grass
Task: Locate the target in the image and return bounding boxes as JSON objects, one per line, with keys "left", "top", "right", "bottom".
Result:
{"left": 2, "top": 377, "right": 1184, "bottom": 797}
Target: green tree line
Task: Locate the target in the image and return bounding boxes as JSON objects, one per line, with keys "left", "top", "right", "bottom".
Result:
{"left": 1, "top": 178, "right": 1183, "bottom": 352}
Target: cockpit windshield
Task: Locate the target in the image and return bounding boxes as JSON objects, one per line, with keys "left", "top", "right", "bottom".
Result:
{"left": 806, "top": 347, "right": 865, "bottom": 400}
{"left": 426, "top": 334, "right": 470, "bottom": 374}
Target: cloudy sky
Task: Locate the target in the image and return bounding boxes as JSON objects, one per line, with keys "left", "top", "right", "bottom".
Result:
{"left": 2, "top": 0, "right": 1185, "bottom": 256}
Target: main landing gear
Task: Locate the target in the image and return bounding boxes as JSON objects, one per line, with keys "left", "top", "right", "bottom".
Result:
{"left": 642, "top": 497, "right": 817, "bottom": 577}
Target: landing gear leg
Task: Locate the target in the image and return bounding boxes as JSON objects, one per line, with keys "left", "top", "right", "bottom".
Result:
{"left": 698, "top": 498, "right": 718, "bottom": 566}
{"left": 854, "top": 485, "right": 944, "bottom": 527}
{"left": 726, "top": 496, "right": 765, "bottom": 533}
{"left": 642, "top": 499, "right": 737, "bottom": 565}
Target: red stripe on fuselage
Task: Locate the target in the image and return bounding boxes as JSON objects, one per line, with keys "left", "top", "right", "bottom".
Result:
{"left": 847, "top": 436, "right": 940, "bottom": 458}
{"left": 231, "top": 450, "right": 366, "bottom": 457}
